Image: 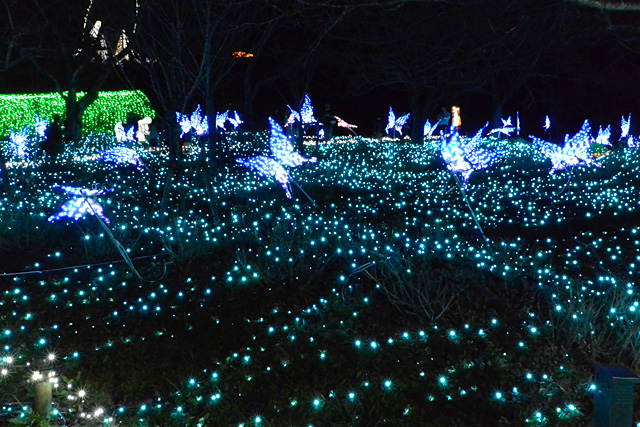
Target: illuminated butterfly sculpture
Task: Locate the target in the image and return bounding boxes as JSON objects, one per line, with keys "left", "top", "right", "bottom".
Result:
{"left": 596, "top": 124, "right": 611, "bottom": 146}
{"left": 286, "top": 94, "right": 317, "bottom": 127}
{"left": 100, "top": 146, "right": 149, "bottom": 172}
{"left": 440, "top": 123, "right": 505, "bottom": 188}
{"left": 216, "top": 110, "right": 228, "bottom": 131}
{"left": 385, "top": 107, "right": 410, "bottom": 137}
{"left": 621, "top": 114, "right": 631, "bottom": 140}
{"left": 9, "top": 127, "right": 30, "bottom": 158}
{"left": 227, "top": 111, "right": 243, "bottom": 129}
{"left": 488, "top": 117, "right": 516, "bottom": 137}
{"left": 176, "top": 105, "right": 210, "bottom": 137}
{"left": 530, "top": 119, "right": 600, "bottom": 174}
{"left": 34, "top": 115, "right": 48, "bottom": 138}
{"left": 236, "top": 117, "right": 317, "bottom": 199}
{"left": 48, "top": 185, "right": 113, "bottom": 224}
{"left": 115, "top": 122, "right": 135, "bottom": 144}
{"left": 423, "top": 119, "right": 442, "bottom": 138}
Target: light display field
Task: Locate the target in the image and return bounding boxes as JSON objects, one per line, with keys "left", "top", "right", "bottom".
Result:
{"left": 1, "top": 120, "right": 639, "bottom": 426}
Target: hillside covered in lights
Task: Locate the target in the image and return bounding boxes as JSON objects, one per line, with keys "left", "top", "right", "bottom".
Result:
{"left": 1, "top": 127, "right": 640, "bottom": 426}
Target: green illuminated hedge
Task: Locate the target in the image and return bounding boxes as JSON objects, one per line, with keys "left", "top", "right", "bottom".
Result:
{"left": 0, "top": 90, "right": 155, "bottom": 137}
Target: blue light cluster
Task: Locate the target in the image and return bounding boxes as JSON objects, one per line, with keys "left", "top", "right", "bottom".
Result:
{"left": 385, "top": 107, "right": 410, "bottom": 136}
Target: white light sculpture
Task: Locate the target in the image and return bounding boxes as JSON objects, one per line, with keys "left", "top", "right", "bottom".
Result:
{"left": 9, "top": 127, "right": 30, "bottom": 158}
{"left": 596, "top": 124, "right": 611, "bottom": 146}
{"left": 48, "top": 185, "right": 113, "bottom": 224}
{"left": 423, "top": 119, "right": 441, "bottom": 138}
{"left": 530, "top": 119, "right": 600, "bottom": 174}
{"left": 115, "top": 122, "right": 135, "bottom": 144}
{"left": 385, "top": 107, "right": 410, "bottom": 136}
{"left": 440, "top": 123, "right": 504, "bottom": 187}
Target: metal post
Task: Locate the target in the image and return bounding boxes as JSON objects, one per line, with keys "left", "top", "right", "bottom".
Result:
{"left": 594, "top": 364, "right": 640, "bottom": 427}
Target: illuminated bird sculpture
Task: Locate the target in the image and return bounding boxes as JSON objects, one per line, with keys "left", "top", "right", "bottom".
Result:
{"left": 34, "top": 115, "right": 48, "bottom": 138}
{"left": 48, "top": 185, "right": 113, "bottom": 224}
{"left": 227, "top": 111, "right": 243, "bottom": 129}
{"left": 596, "top": 124, "right": 611, "bottom": 147}
{"left": 236, "top": 117, "right": 316, "bottom": 200}
{"left": 441, "top": 123, "right": 504, "bottom": 187}
{"left": 335, "top": 116, "right": 358, "bottom": 135}
{"left": 530, "top": 119, "right": 600, "bottom": 174}
{"left": 286, "top": 94, "right": 317, "bottom": 128}
{"left": 176, "top": 105, "right": 210, "bottom": 137}
{"left": 385, "top": 107, "right": 410, "bottom": 137}
{"left": 100, "top": 146, "right": 149, "bottom": 172}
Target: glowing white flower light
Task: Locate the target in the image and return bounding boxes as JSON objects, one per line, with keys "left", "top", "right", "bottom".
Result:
{"left": 115, "top": 122, "right": 135, "bottom": 144}
{"left": 423, "top": 118, "right": 441, "bottom": 138}
{"left": 544, "top": 115, "right": 551, "bottom": 131}
{"left": 441, "top": 123, "right": 504, "bottom": 187}
{"left": 48, "top": 186, "right": 112, "bottom": 224}
{"left": 236, "top": 155, "right": 292, "bottom": 198}
{"left": 621, "top": 114, "right": 631, "bottom": 139}
{"left": 385, "top": 107, "right": 410, "bottom": 136}
{"left": 9, "top": 127, "right": 29, "bottom": 158}
{"left": 35, "top": 115, "right": 48, "bottom": 138}
{"left": 596, "top": 124, "right": 611, "bottom": 146}
{"left": 100, "top": 147, "right": 148, "bottom": 172}
{"left": 530, "top": 119, "right": 600, "bottom": 174}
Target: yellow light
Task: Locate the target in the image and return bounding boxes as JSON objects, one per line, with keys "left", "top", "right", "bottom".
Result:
{"left": 232, "top": 51, "right": 254, "bottom": 58}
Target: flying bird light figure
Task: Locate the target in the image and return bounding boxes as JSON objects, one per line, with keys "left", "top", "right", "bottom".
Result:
{"left": 100, "top": 146, "right": 149, "bottom": 172}
{"left": 9, "top": 127, "right": 30, "bottom": 158}
{"left": 34, "top": 115, "right": 48, "bottom": 138}
{"left": 115, "top": 122, "right": 135, "bottom": 144}
{"left": 385, "top": 107, "right": 410, "bottom": 137}
{"left": 48, "top": 185, "right": 113, "bottom": 224}
{"left": 190, "top": 105, "right": 209, "bottom": 136}
{"left": 423, "top": 119, "right": 441, "bottom": 138}
{"left": 236, "top": 117, "right": 316, "bottom": 200}
{"left": 488, "top": 117, "right": 516, "bottom": 137}
{"left": 530, "top": 119, "right": 600, "bottom": 174}
{"left": 335, "top": 116, "right": 358, "bottom": 135}
{"left": 440, "top": 123, "right": 504, "bottom": 187}
{"left": 176, "top": 112, "right": 192, "bottom": 137}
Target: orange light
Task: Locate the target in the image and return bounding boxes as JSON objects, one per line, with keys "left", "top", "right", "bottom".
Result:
{"left": 232, "top": 51, "right": 254, "bottom": 58}
{"left": 451, "top": 106, "right": 461, "bottom": 128}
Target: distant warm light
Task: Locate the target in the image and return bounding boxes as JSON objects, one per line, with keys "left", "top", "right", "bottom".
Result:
{"left": 232, "top": 51, "right": 254, "bottom": 58}
{"left": 451, "top": 106, "right": 461, "bottom": 129}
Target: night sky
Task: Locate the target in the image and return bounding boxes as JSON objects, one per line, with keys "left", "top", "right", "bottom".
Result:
{"left": 3, "top": 0, "right": 640, "bottom": 137}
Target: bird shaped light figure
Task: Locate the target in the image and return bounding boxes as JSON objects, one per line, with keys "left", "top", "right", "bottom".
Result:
{"left": 488, "top": 117, "right": 516, "bottom": 137}
{"left": 423, "top": 119, "right": 442, "bottom": 138}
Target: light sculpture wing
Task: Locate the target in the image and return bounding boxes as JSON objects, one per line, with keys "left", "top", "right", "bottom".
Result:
{"left": 544, "top": 116, "right": 551, "bottom": 131}
{"left": 335, "top": 116, "right": 358, "bottom": 130}
{"left": 441, "top": 123, "right": 503, "bottom": 187}
{"left": 423, "top": 118, "right": 441, "bottom": 137}
{"left": 596, "top": 125, "right": 611, "bottom": 146}
{"left": 531, "top": 119, "right": 599, "bottom": 174}
{"left": 9, "top": 127, "right": 29, "bottom": 158}
{"left": 100, "top": 146, "right": 147, "bottom": 171}
{"left": 190, "top": 105, "right": 209, "bottom": 136}
{"left": 269, "top": 117, "right": 317, "bottom": 167}
{"left": 216, "top": 110, "right": 229, "bottom": 130}
{"left": 115, "top": 122, "right": 135, "bottom": 144}
{"left": 621, "top": 114, "right": 631, "bottom": 139}
{"left": 35, "top": 115, "right": 48, "bottom": 138}
{"left": 385, "top": 107, "right": 396, "bottom": 136}
{"left": 300, "top": 94, "right": 316, "bottom": 124}
{"left": 236, "top": 155, "right": 292, "bottom": 199}
{"left": 394, "top": 113, "right": 410, "bottom": 135}
{"left": 228, "top": 111, "right": 243, "bottom": 129}
{"left": 48, "top": 185, "right": 113, "bottom": 224}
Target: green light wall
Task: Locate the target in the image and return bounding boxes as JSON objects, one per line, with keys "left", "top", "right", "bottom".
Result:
{"left": 0, "top": 90, "right": 155, "bottom": 137}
